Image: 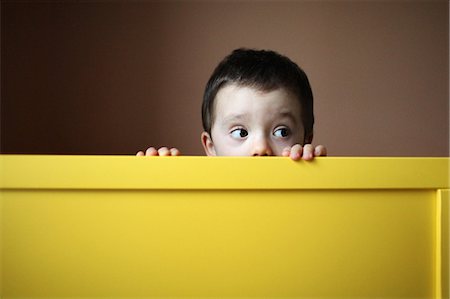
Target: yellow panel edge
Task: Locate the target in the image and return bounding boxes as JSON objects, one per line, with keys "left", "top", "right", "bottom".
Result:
{"left": 0, "top": 155, "right": 449, "bottom": 190}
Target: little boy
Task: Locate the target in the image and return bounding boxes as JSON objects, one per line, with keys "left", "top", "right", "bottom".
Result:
{"left": 137, "top": 48, "right": 326, "bottom": 160}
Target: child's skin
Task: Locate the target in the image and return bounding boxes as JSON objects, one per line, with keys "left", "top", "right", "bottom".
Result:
{"left": 201, "top": 84, "right": 326, "bottom": 160}
{"left": 137, "top": 84, "right": 326, "bottom": 160}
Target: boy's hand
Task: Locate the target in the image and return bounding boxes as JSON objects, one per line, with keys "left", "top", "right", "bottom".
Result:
{"left": 282, "top": 144, "right": 327, "bottom": 161}
{"left": 136, "top": 147, "right": 181, "bottom": 156}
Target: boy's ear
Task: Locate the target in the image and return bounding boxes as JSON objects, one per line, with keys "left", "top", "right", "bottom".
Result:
{"left": 201, "top": 131, "right": 216, "bottom": 156}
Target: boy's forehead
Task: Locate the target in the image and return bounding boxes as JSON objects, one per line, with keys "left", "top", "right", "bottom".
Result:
{"left": 214, "top": 84, "right": 299, "bottom": 113}
{"left": 210, "top": 84, "right": 302, "bottom": 128}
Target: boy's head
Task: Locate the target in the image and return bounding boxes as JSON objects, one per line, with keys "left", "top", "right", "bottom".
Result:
{"left": 201, "top": 48, "right": 314, "bottom": 156}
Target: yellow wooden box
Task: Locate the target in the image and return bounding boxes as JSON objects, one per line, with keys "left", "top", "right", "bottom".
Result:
{"left": 1, "top": 155, "right": 449, "bottom": 298}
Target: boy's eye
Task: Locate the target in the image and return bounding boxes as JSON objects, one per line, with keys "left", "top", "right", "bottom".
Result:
{"left": 273, "top": 127, "right": 290, "bottom": 138}
{"left": 230, "top": 128, "right": 249, "bottom": 139}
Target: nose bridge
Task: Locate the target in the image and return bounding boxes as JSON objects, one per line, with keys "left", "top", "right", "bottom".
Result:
{"left": 252, "top": 133, "right": 273, "bottom": 156}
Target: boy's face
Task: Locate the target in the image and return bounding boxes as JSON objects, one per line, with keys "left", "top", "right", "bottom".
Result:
{"left": 201, "top": 84, "right": 305, "bottom": 156}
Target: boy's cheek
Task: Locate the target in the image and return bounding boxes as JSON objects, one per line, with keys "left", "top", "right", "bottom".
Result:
{"left": 215, "top": 145, "right": 245, "bottom": 156}
{"left": 214, "top": 140, "right": 252, "bottom": 157}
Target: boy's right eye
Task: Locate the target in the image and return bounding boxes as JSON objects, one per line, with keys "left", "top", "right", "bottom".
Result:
{"left": 230, "top": 128, "right": 249, "bottom": 139}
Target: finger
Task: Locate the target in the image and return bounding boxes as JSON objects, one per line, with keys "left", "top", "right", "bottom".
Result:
{"left": 282, "top": 147, "right": 291, "bottom": 157}
{"left": 136, "top": 151, "right": 145, "bottom": 156}
{"left": 157, "top": 147, "right": 170, "bottom": 156}
{"left": 145, "top": 147, "right": 158, "bottom": 156}
{"left": 314, "top": 145, "right": 327, "bottom": 157}
{"left": 290, "top": 144, "right": 303, "bottom": 161}
{"left": 170, "top": 148, "right": 181, "bottom": 156}
{"left": 302, "top": 144, "right": 314, "bottom": 161}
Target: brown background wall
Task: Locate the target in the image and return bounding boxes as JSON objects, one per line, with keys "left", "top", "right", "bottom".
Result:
{"left": 1, "top": 1, "right": 448, "bottom": 156}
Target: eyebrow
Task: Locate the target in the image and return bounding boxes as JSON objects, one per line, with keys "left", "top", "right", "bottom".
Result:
{"left": 221, "top": 114, "right": 249, "bottom": 124}
{"left": 276, "top": 111, "right": 299, "bottom": 125}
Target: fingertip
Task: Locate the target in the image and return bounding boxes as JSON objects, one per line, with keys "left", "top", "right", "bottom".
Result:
{"left": 158, "top": 147, "right": 170, "bottom": 156}
{"left": 290, "top": 151, "right": 301, "bottom": 161}
{"left": 146, "top": 147, "right": 158, "bottom": 156}
{"left": 291, "top": 144, "right": 302, "bottom": 152}
{"left": 302, "top": 153, "right": 314, "bottom": 161}
{"left": 315, "top": 145, "right": 327, "bottom": 157}
{"left": 170, "top": 148, "right": 181, "bottom": 156}
{"left": 302, "top": 144, "right": 314, "bottom": 161}
{"left": 136, "top": 151, "right": 144, "bottom": 156}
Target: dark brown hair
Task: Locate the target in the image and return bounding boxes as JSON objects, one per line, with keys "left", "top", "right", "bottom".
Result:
{"left": 201, "top": 48, "right": 314, "bottom": 143}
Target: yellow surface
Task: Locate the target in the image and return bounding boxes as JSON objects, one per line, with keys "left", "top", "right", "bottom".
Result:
{"left": 0, "top": 155, "right": 449, "bottom": 298}
{"left": 439, "top": 189, "right": 450, "bottom": 299}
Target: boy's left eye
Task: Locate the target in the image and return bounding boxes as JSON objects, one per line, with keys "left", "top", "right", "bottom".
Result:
{"left": 273, "top": 127, "right": 290, "bottom": 138}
